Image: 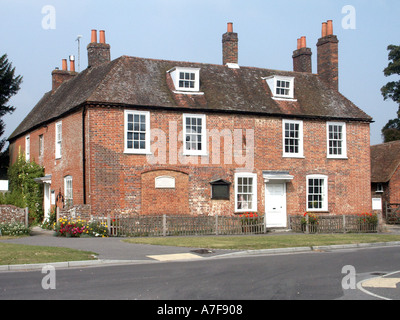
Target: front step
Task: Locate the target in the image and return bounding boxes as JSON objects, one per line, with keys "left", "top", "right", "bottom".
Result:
{"left": 267, "top": 228, "right": 293, "bottom": 233}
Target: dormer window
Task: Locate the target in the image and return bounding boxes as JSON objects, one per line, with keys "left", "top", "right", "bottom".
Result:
{"left": 276, "top": 79, "right": 291, "bottom": 96}
{"left": 179, "top": 71, "right": 196, "bottom": 89}
{"left": 263, "top": 76, "right": 295, "bottom": 100}
{"left": 168, "top": 67, "right": 201, "bottom": 93}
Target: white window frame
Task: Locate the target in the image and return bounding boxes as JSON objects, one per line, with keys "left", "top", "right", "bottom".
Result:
{"left": 124, "top": 110, "right": 151, "bottom": 154}
{"left": 235, "top": 172, "right": 258, "bottom": 213}
{"left": 55, "top": 121, "right": 62, "bottom": 159}
{"left": 64, "top": 175, "right": 73, "bottom": 207}
{"left": 39, "top": 134, "right": 44, "bottom": 158}
{"left": 376, "top": 183, "right": 384, "bottom": 193}
{"left": 183, "top": 113, "right": 207, "bottom": 156}
{"left": 168, "top": 67, "right": 201, "bottom": 93}
{"left": 25, "top": 135, "right": 30, "bottom": 161}
{"left": 263, "top": 76, "right": 295, "bottom": 100}
{"left": 306, "top": 175, "right": 328, "bottom": 212}
{"left": 327, "top": 122, "right": 347, "bottom": 159}
{"left": 283, "top": 119, "right": 304, "bottom": 158}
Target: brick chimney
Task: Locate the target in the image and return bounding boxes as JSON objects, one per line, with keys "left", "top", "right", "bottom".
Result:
{"left": 51, "top": 56, "right": 77, "bottom": 91}
{"left": 293, "top": 36, "right": 312, "bottom": 73}
{"left": 317, "top": 20, "right": 339, "bottom": 90}
{"left": 87, "top": 29, "right": 111, "bottom": 68}
{"left": 222, "top": 22, "right": 238, "bottom": 65}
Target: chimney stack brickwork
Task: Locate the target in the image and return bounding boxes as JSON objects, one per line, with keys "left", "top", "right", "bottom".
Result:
{"left": 317, "top": 20, "right": 339, "bottom": 90}
{"left": 51, "top": 58, "right": 77, "bottom": 92}
{"left": 293, "top": 36, "right": 312, "bottom": 73}
{"left": 222, "top": 23, "right": 238, "bottom": 65}
{"left": 87, "top": 29, "right": 111, "bottom": 68}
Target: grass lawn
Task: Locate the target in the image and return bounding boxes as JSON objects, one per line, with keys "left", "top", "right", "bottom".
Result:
{"left": 0, "top": 242, "right": 97, "bottom": 266}
{"left": 123, "top": 233, "right": 400, "bottom": 250}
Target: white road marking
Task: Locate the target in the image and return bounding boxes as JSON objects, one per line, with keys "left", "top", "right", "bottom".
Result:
{"left": 357, "top": 270, "right": 400, "bottom": 300}
{"left": 147, "top": 253, "right": 203, "bottom": 262}
{"left": 362, "top": 278, "right": 400, "bottom": 289}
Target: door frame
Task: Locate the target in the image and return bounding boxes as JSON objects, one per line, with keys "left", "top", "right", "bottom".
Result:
{"left": 262, "top": 171, "right": 294, "bottom": 229}
{"left": 44, "top": 182, "right": 51, "bottom": 221}
{"left": 265, "top": 182, "right": 287, "bottom": 228}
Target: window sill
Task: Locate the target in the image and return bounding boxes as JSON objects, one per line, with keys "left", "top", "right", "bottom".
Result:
{"left": 183, "top": 151, "right": 209, "bottom": 157}
{"left": 282, "top": 154, "right": 305, "bottom": 159}
{"left": 173, "top": 90, "right": 204, "bottom": 95}
{"left": 327, "top": 156, "right": 348, "bottom": 160}
{"left": 272, "top": 96, "right": 297, "bottom": 102}
{"left": 124, "top": 150, "right": 152, "bottom": 155}
{"left": 235, "top": 210, "right": 258, "bottom": 214}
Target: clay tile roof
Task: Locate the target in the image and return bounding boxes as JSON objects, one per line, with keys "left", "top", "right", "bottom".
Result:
{"left": 8, "top": 55, "right": 372, "bottom": 141}
{"left": 371, "top": 141, "right": 400, "bottom": 183}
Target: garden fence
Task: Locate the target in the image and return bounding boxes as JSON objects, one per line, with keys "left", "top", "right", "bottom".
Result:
{"left": 289, "top": 214, "right": 379, "bottom": 234}
{"left": 92, "top": 214, "right": 265, "bottom": 237}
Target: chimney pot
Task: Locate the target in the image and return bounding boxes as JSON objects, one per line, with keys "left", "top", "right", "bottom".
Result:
{"left": 327, "top": 20, "right": 333, "bottom": 35}
{"left": 300, "top": 36, "right": 306, "bottom": 48}
{"left": 227, "top": 22, "right": 233, "bottom": 33}
{"left": 99, "top": 30, "right": 106, "bottom": 44}
{"left": 62, "top": 59, "right": 68, "bottom": 71}
{"left": 297, "top": 38, "right": 301, "bottom": 50}
{"left": 321, "top": 22, "right": 327, "bottom": 37}
{"left": 69, "top": 55, "right": 75, "bottom": 72}
{"left": 91, "top": 29, "right": 97, "bottom": 43}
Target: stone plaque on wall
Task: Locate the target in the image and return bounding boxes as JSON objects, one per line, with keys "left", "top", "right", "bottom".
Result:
{"left": 155, "top": 176, "right": 175, "bottom": 189}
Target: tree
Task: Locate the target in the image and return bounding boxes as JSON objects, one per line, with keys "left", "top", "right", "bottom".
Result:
{"left": 381, "top": 45, "right": 400, "bottom": 142}
{"left": 0, "top": 54, "right": 22, "bottom": 150}
{"left": 0, "top": 54, "right": 22, "bottom": 178}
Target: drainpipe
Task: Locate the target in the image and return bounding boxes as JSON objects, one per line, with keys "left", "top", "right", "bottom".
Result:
{"left": 82, "top": 105, "right": 87, "bottom": 204}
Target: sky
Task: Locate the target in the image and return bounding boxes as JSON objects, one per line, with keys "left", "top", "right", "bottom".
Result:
{"left": 1, "top": 0, "right": 399, "bottom": 147}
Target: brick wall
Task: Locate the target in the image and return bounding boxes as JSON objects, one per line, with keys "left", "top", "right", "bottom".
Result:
{"left": 10, "top": 105, "right": 372, "bottom": 219}
{"left": 141, "top": 169, "right": 189, "bottom": 215}
{"left": 9, "top": 109, "right": 84, "bottom": 213}
{"left": 86, "top": 106, "right": 372, "bottom": 217}
{"left": 317, "top": 35, "right": 339, "bottom": 90}
{"left": 58, "top": 204, "right": 91, "bottom": 221}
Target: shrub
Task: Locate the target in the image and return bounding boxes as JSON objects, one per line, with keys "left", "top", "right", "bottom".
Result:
{"left": 301, "top": 212, "right": 319, "bottom": 225}
{"left": 0, "top": 191, "right": 26, "bottom": 208}
{"left": 7, "top": 152, "right": 44, "bottom": 222}
{"left": 357, "top": 213, "right": 378, "bottom": 226}
{"left": 41, "top": 207, "right": 57, "bottom": 230}
{"left": 0, "top": 222, "right": 30, "bottom": 236}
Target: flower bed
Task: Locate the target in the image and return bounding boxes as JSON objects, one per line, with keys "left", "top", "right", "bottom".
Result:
{"left": 301, "top": 212, "right": 319, "bottom": 233}
{"left": 239, "top": 212, "right": 264, "bottom": 233}
{"left": 54, "top": 218, "right": 108, "bottom": 238}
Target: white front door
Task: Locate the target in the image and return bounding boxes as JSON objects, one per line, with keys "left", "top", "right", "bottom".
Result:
{"left": 265, "top": 183, "right": 287, "bottom": 228}
{"left": 44, "top": 184, "right": 51, "bottom": 221}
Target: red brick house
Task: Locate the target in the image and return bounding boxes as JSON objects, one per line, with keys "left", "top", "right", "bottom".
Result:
{"left": 370, "top": 141, "right": 400, "bottom": 214}
{"left": 8, "top": 21, "right": 373, "bottom": 228}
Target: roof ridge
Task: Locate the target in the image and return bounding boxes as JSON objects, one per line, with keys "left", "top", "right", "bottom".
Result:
{"left": 117, "top": 55, "right": 320, "bottom": 75}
